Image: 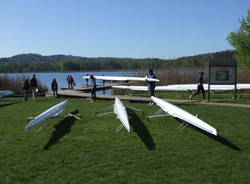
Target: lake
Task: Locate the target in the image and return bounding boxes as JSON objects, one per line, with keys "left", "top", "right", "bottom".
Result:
{"left": 3, "top": 71, "right": 143, "bottom": 94}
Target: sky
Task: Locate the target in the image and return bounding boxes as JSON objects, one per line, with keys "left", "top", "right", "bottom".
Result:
{"left": 0, "top": 0, "right": 249, "bottom": 59}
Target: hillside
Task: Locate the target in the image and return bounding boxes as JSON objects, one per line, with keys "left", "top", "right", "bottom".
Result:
{"left": 0, "top": 53, "right": 86, "bottom": 63}
{"left": 0, "top": 50, "right": 236, "bottom": 72}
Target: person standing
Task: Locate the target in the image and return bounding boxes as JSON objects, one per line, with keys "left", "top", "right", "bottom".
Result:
{"left": 190, "top": 72, "right": 206, "bottom": 102}
{"left": 30, "top": 74, "right": 38, "bottom": 100}
{"left": 66, "top": 75, "right": 70, "bottom": 88}
{"left": 51, "top": 78, "right": 58, "bottom": 98}
{"left": 86, "top": 74, "right": 89, "bottom": 87}
{"left": 69, "top": 76, "right": 74, "bottom": 89}
{"left": 146, "top": 69, "right": 156, "bottom": 105}
{"left": 90, "top": 75, "right": 97, "bottom": 102}
{"left": 22, "top": 78, "right": 30, "bottom": 102}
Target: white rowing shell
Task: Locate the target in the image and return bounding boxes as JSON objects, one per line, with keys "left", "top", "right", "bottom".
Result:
{"left": 83, "top": 75, "right": 159, "bottom": 82}
{"left": 112, "top": 85, "right": 184, "bottom": 91}
{"left": 25, "top": 100, "right": 69, "bottom": 131}
{"left": 112, "top": 83, "right": 250, "bottom": 91}
{"left": 0, "top": 90, "right": 14, "bottom": 98}
{"left": 114, "top": 97, "right": 130, "bottom": 132}
{"left": 151, "top": 96, "right": 217, "bottom": 136}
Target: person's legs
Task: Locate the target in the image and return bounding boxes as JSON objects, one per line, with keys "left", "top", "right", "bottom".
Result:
{"left": 24, "top": 90, "right": 28, "bottom": 102}
{"left": 53, "top": 90, "right": 58, "bottom": 98}
{"left": 32, "top": 88, "right": 34, "bottom": 99}
{"left": 91, "top": 86, "right": 97, "bottom": 101}
{"left": 91, "top": 88, "right": 94, "bottom": 100}
{"left": 148, "top": 87, "right": 155, "bottom": 105}
{"left": 150, "top": 88, "right": 155, "bottom": 97}
{"left": 201, "top": 86, "right": 205, "bottom": 101}
{"left": 190, "top": 85, "right": 201, "bottom": 100}
{"left": 32, "top": 88, "right": 36, "bottom": 100}
{"left": 93, "top": 86, "right": 96, "bottom": 101}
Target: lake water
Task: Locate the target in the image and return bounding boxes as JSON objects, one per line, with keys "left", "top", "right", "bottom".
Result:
{"left": 3, "top": 71, "right": 142, "bottom": 94}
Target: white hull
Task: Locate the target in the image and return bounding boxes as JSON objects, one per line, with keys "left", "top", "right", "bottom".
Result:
{"left": 114, "top": 97, "right": 130, "bottom": 132}
{"left": 0, "top": 90, "right": 14, "bottom": 98}
{"left": 25, "top": 100, "right": 69, "bottom": 131}
{"left": 167, "top": 83, "right": 250, "bottom": 91}
{"left": 151, "top": 96, "right": 217, "bottom": 136}
{"left": 83, "top": 75, "right": 159, "bottom": 82}
{"left": 112, "top": 83, "right": 250, "bottom": 92}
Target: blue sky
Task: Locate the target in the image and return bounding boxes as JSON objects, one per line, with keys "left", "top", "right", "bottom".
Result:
{"left": 0, "top": 0, "right": 249, "bottom": 58}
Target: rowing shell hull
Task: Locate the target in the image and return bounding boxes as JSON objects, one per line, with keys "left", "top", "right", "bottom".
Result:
{"left": 25, "top": 100, "right": 69, "bottom": 131}
{"left": 167, "top": 83, "right": 250, "bottom": 91}
{"left": 112, "top": 83, "right": 250, "bottom": 91}
{"left": 114, "top": 97, "right": 130, "bottom": 132}
{"left": 83, "top": 76, "right": 159, "bottom": 82}
{"left": 151, "top": 96, "right": 217, "bottom": 136}
{"left": 0, "top": 90, "right": 14, "bottom": 98}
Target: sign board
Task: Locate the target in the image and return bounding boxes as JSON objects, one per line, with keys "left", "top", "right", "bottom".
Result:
{"left": 208, "top": 61, "right": 237, "bottom": 101}
{"left": 209, "top": 66, "right": 236, "bottom": 84}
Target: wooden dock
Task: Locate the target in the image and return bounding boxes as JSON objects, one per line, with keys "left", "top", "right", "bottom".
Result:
{"left": 46, "top": 89, "right": 250, "bottom": 108}
{"left": 46, "top": 89, "right": 194, "bottom": 103}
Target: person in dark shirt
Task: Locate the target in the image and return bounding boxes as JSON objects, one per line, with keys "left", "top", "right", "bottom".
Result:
{"left": 190, "top": 72, "right": 206, "bottom": 102}
{"left": 86, "top": 74, "right": 89, "bottom": 87}
{"left": 90, "top": 75, "right": 97, "bottom": 102}
{"left": 66, "top": 75, "right": 70, "bottom": 88}
{"left": 69, "top": 76, "right": 75, "bottom": 89}
{"left": 30, "top": 74, "right": 38, "bottom": 100}
{"left": 51, "top": 78, "right": 58, "bottom": 98}
{"left": 22, "top": 78, "right": 30, "bottom": 102}
{"left": 146, "top": 69, "right": 156, "bottom": 105}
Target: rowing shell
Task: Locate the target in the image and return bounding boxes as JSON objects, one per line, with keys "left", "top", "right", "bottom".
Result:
{"left": 114, "top": 97, "right": 130, "bottom": 132}
{"left": 83, "top": 75, "right": 159, "bottom": 82}
{"left": 0, "top": 90, "right": 14, "bottom": 98}
{"left": 25, "top": 100, "right": 69, "bottom": 131}
{"left": 151, "top": 96, "right": 217, "bottom": 136}
{"left": 112, "top": 83, "right": 250, "bottom": 92}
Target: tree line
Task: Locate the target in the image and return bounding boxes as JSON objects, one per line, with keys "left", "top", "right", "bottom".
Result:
{"left": 0, "top": 50, "right": 236, "bottom": 73}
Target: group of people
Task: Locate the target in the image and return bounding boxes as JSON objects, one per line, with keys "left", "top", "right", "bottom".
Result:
{"left": 22, "top": 74, "right": 58, "bottom": 101}
{"left": 66, "top": 75, "right": 75, "bottom": 89}
{"left": 22, "top": 70, "right": 206, "bottom": 103}
{"left": 147, "top": 70, "right": 206, "bottom": 105}
{"left": 87, "top": 70, "right": 157, "bottom": 103}
{"left": 22, "top": 74, "right": 38, "bottom": 102}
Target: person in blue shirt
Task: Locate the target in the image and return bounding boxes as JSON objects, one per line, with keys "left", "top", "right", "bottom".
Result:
{"left": 90, "top": 75, "right": 97, "bottom": 102}
{"left": 147, "top": 69, "right": 156, "bottom": 105}
{"left": 190, "top": 72, "right": 206, "bottom": 102}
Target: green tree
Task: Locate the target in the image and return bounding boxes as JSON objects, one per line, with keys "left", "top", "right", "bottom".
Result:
{"left": 227, "top": 10, "right": 250, "bottom": 68}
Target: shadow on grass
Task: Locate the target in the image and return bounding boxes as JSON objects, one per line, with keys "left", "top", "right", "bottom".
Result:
{"left": 0, "top": 101, "right": 21, "bottom": 108}
{"left": 43, "top": 109, "right": 79, "bottom": 150}
{"left": 174, "top": 117, "right": 241, "bottom": 151}
{"left": 127, "top": 109, "right": 156, "bottom": 150}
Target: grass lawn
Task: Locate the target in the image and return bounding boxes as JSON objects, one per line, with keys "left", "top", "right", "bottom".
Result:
{"left": 0, "top": 97, "right": 250, "bottom": 184}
